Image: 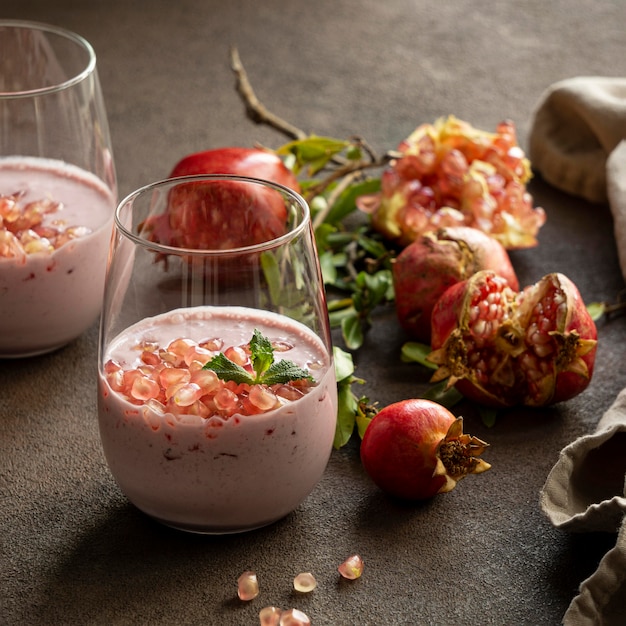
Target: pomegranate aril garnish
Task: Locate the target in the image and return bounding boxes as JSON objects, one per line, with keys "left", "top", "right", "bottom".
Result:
{"left": 214, "top": 387, "right": 240, "bottom": 414}
{"left": 170, "top": 382, "right": 203, "bottom": 407}
{"left": 224, "top": 345, "right": 249, "bottom": 366}
{"left": 159, "top": 367, "right": 190, "bottom": 389}
{"left": 0, "top": 191, "right": 92, "bottom": 257}
{"left": 130, "top": 376, "right": 160, "bottom": 402}
{"left": 190, "top": 368, "right": 220, "bottom": 392}
{"left": 274, "top": 385, "right": 304, "bottom": 401}
{"left": 200, "top": 337, "right": 223, "bottom": 351}
{"left": 338, "top": 554, "right": 364, "bottom": 580}
{"left": 248, "top": 384, "right": 278, "bottom": 411}
{"left": 237, "top": 571, "right": 259, "bottom": 601}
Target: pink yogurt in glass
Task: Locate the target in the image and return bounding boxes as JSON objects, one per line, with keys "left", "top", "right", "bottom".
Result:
{"left": 98, "top": 306, "right": 338, "bottom": 533}
{"left": 0, "top": 157, "right": 115, "bottom": 357}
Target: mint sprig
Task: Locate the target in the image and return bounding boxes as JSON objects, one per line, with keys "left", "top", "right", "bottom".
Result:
{"left": 203, "top": 329, "right": 314, "bottom": 385}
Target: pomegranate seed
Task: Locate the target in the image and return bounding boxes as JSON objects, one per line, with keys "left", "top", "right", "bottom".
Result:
{"left": 259, "top": 606, "right": 282, "bottom": 626}
{"left": 224, "top": 345, "right": 248, "bottom": 366}
{"left": 171, "top": 382, "right": 202, "bottom": 407}
{"left": 293, "top": 572, "right": 317, "bottom": 593}
{"left": 214, "top": 387, "right": 240, "bottom": 414}
{"left": 190, "top": 368, "right": 220, "bottom": 394}
{"left": 338, "top": 554, "right": 364, "bottom": 580}
{"left": 200, "top": 337, "right": 223, "bottom": 351}
{"left": 274, "top": 385, "right": 304, "bottom": 401}
{"left": 141, "top": 350, "right": 161, "bottom": 366}
{"left": 159, "top": 367, "right": 190, "bottom": 389}
{"left": 248, "top": 385, "right": 278, "bottom": 411}
{"left": 130, "top": 376, "right": 160, "bottom": 402}
{"left": 237, "top": 571, "right": 259, "bottom": 601}
{"left": 271, "top": 340, "right": 294, "bottom": 352}
{"left": 279, "top": 609, "right": 310, "bottom": 626}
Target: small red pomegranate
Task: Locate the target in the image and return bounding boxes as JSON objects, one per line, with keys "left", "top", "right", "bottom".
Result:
{"left": 428, "top": 270, "right": 598, "bottom": 407}
{"left": 360, "top": 398, "right": 490, "bottom": 500}
{"left": 393, "top": 226, "right": 519, "bottom": 343}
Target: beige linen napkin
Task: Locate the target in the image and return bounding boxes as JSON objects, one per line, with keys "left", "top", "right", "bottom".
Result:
{"left": 529, "top": 76, "right": 626, "bottom": 282}
{"left": 530, "top": 77, "right": 626, "bottom": 625}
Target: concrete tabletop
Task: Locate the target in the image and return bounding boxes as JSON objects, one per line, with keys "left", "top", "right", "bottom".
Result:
{"left": 2, "top": 1, "right": 626, "bottom": 624}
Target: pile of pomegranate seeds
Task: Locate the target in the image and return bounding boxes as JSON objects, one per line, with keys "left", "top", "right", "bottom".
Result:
{"left": 360, "top": 116, "right": 546, "bottom": 249}
{"left": 260, "top": 607, "right": 310, "bottom": 626}
{"left": 104, "top": 335, "right": 315, "bottom": 420}
{"left": 0, "top": 191, "right": 92, "bottom": 258}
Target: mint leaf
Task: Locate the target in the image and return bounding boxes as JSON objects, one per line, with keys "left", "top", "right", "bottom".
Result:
{"left": 250, "top": 329, "right": 274, "bottom": 379}
{"left": 203, "top": 353, "right": 255, "bottom": 385}
{"left": 261, "top": 359, "right": 314, "bottom": 386}
{"left": 203, "top": 329, "right": 313, "bottom": 386}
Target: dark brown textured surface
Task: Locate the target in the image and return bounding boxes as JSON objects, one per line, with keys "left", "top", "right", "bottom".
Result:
{"left": 2, "top": 2, "right": 626, "bottom": 624}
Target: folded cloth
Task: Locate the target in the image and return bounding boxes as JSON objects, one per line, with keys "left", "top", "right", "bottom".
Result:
{"left": 540, "top": 388, "right": 626, "bottom": 625}
{"left": 529, "top": 76, "right": 626, "bottom": 282}
{"left": 531, "top": 77, "right": 626, "bottom": 625}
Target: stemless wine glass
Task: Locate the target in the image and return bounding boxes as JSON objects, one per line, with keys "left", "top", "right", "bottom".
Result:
{"left": 98, "top": 175, "right": 338, "bottom": 534}
{"left": 0, "top": 21, "right": 117, "bottom": 357}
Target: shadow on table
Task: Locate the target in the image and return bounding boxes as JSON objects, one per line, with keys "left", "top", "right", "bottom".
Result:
{"left": 28, "top": 500, "right": 298, "bottom": 624}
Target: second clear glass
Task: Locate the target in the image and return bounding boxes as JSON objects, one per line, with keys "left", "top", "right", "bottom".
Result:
{"left": 98, "top": 174, "right": 338, "bottom": 534}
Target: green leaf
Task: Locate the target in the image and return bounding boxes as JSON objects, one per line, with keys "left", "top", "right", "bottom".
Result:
{"left": 250, "top": 329, "right": 274, "bottom": 378}
{"left": 587, "top": 301, "right": 606, "bottom": 321}
{"left": 401, "top": 341, "right": 437, "bottom": 369}
{"left": 421, "top": 380, "right": 464, "bottom": 408}
{"left": 204, "top": 329, "right": 312, "bottom": 386}
{"left": 333, "top": 346, "right": 355, "bottom": 382}
{"left": 342, "top": 313, "right": 364, "bottom": 350}
{"left": 324, "top": 178, "right": 381, "bottom": 224}
{"left": 276, "top": 136, "right": 351, "bottom": 175}
{"left": 319, "top": 249, "right": 338, "bottom": 285}
{"left": 203, "top": 353, "right": 255, "bottom": 385}
{"left": 260, "top": 251, "right": 282, "bottom": 306}
{"left": 333, "top": 383, "right": 358, "bottom": 449}
{"left": 261, "top": 359, "right": 313, "bottom": 386}
{"left": 355, "top": 405, "right": 373, "bottom": 440}
{"left": 479, "top": 406, "right": 498, "bottom": 428}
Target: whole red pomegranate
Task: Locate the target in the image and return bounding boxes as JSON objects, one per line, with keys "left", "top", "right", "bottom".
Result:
{"left": 357, "top": 116, "right": 546, "bottom": 250}
{"left": 140, "top": 147, "right": 301, "bottom": 250}
{"left": 428, "top": 270, "right": 598, "bottom": 408}
{"left": 360, "top": 398, "right": 490, "bottom": 500}
{"left": 393, "top": 226, "right": 519, "bottom": 343}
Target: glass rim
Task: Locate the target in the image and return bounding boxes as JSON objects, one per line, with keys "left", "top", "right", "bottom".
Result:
{"left": 115, "top": 173, "right": 311, "bottom": 257}
{"left": 0, "top": 20, "right": 96, "bottom": 99}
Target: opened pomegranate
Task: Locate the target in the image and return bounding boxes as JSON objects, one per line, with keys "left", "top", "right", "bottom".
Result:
{"left": 428, "top": 270, "right": 598, "bottom": 408}
{"left": 360, "top": 399, "right": 490, "bottom": 500}
{"left": 393, "top": 225, "right": 519, "bottom": 343}
{"left": 357, "top": 116, "right": 546, "bottom": 250}
{"left": 140, "top": 147, "right": 301, "bottom": 250}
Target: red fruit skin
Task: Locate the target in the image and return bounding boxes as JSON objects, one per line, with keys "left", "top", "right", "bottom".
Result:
{"left": 360, "top": 399, "right": 455, "bottom": 500}
{"left": 429, "top": 270, "right": 598, "bottom": 408}
{"left": 142, "top": 148, "right": 301, "bottom": 251}
{"left": 393, "top": 226, "right": 518, "bottom": 343}
{"left": 169, "top": 147, "right": 301, "bottom": 192}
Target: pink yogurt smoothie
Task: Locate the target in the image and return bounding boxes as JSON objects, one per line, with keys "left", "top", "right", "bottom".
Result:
{"left": 98, "top": 306, "right": 338, "bottom": 533}
{"left": 0, "top": 157, "right": 115, "bottom": 357}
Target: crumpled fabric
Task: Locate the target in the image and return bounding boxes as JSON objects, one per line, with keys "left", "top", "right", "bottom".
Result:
{"left": 530, "top": 77, "right": 626, "bottom": 625}
{"left": 529, "top": 76, "right": 626, "bottom": 283}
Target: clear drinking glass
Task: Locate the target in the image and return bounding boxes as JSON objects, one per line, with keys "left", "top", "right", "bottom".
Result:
{"left": 0, "top": 20, "right": 117, "bottom": 357}
{"left": 98, "top": 175, "right": 338, "bottom": 533}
